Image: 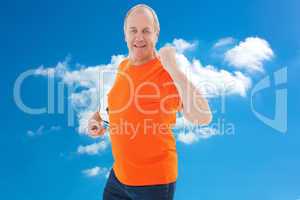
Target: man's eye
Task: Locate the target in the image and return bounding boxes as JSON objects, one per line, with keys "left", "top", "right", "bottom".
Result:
{"left": 131, "top": 30, "right": 137, "bottom": 33}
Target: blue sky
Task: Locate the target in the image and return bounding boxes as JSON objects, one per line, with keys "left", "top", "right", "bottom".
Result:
{"left": 1, "top": 0, "right": 300, "bottom": 200}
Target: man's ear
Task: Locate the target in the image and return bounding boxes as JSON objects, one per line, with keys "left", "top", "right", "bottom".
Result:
{"left": 124, "top": 33, "right": 127, "bottom": 42}
{"left": 156, "top": 30, "right": 160, "bottom": 39}
{"left": 155, "top": 31, "right": 159, "bottom": 43}
{"left": 154, "top": 30, "right": 159, "bottom": 44}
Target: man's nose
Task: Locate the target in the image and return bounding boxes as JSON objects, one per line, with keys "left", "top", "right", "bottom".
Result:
{"left": 135, "top": 32, "right": 144, "bottom": 41}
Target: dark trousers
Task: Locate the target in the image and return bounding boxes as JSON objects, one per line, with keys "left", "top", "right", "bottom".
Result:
{"left": 103, "top": 169, "right": 176, "bottom": 200}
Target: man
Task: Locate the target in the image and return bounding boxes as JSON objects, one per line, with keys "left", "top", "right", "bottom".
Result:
{"left": 88, "top": 4, "right": 212, "bottom": 200}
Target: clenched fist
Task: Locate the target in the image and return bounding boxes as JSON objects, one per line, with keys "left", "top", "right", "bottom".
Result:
{"left": 87, "top": 112, "right": 106, "bottom": 138}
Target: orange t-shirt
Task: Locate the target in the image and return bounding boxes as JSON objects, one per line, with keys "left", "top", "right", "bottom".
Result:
{"left": 107, "top": 57, "right": 182, "bottom": 186}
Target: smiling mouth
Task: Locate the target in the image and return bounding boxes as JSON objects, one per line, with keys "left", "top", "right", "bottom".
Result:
{"left": 134, "top": 44, "right": 146, "bottom": 48}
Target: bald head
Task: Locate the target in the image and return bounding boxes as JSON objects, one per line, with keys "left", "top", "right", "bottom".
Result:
{"left": 123, "top": 4, "right": 160, "bottom": 34}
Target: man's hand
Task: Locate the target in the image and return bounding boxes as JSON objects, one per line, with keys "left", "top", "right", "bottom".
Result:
{"left": 158, "top": 46, "right": 178, "bottom": 72}
{"left": 87, "top": 112, "right": 106, "bottom": 138}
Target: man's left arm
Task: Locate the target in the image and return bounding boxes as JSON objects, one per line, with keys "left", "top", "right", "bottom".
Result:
{"left": 159, "top": 46, "right": 212, "bottom": 125}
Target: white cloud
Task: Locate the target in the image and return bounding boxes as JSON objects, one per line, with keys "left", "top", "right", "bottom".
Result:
{"left": 177, "top": 127, "right": 218, "bottom": 144}
{"left": 27, "top": 125, "right": 61, "bottom": 137}
{"left": 27, "top": 125, "right": 45, "bottom": 137}
{"left": 34, "top": 66, "right": 55, "bottom": 76}
{"left": 224, "top": 37, "right": 274, "bottom": 72}
{"left": 213, "top": 37, "right": 235, "bottom": 48}
{"left": 77, "top": 141, "right": 108, "bottom": 155}
{"left": 172, "top": 38, "right": 197, "bottom": 53}
{"left": 177, "top": 131, "right": 199, "bottom": 144}
{"left": 175, "top": 53, "right": 251, "bottom": 98}
{"left": 50, "top": 126, "right": 61, "bottom": 131}
{"left": 34, "top": 55, "right": 71, "bottom": 77}
{"left": 82, "top": 166, "right": 109, "bottom": 177}
{"left": 34, "top": 55, "right": 124, "bottom": 135}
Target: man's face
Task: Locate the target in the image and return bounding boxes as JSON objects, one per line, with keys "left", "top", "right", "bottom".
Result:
{"left": 125, "top": 9, "right": 159, "bottom": 63}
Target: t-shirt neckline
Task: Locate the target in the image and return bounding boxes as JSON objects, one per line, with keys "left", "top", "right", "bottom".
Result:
{"left": 127, "top": 57, "right": 159, "bottom": 70}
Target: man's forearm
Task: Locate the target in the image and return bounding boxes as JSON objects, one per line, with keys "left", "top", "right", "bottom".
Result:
{"left": 165, "top": 63, "right": 212, "bottom": 125}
